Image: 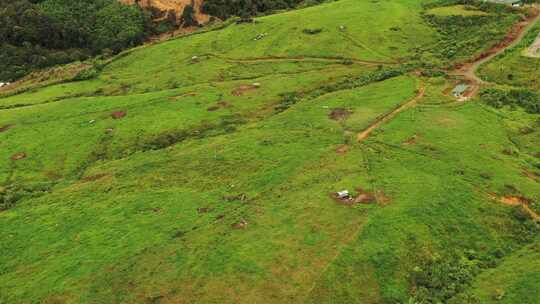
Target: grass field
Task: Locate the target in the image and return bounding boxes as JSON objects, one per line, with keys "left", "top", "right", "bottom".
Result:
{"left": 1, "top": 0, "right": 539, "bottom": 303}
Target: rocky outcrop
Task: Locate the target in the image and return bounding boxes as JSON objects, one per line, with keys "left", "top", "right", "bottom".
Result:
{"left": 120, "top": 0, "right": 210, "bottom": 25}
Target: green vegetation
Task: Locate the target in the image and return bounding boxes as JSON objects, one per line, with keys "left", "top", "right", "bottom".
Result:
{"left": 479, "top": 20, "right": 540, "bottom": 89}
{"left": 202, "top": 0, "right": 308, "bottom": 19}
{"left": 457, "top": 240, "right": 540, "bottom": 303}
{"left": 481, "top": 87, "right": 540, "bottom": 113}
{"left": 426, "top": 4, "right": 489, "bottom": 16}
{"left": 0, "top": 0, "right": 539, "bottom": 303}
{"left": 421, "top": 0, "right": 520, "bottom": 65}
{"left": 0, "top": 0, "right": 147, "bottom": 82}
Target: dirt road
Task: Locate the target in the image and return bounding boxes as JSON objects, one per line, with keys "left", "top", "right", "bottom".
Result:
{"left": 452, "top": 6, "right": 540, "bottom": 88}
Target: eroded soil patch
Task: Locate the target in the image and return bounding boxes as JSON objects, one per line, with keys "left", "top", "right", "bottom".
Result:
{"left": 489, "top": 193, "right": 540, "bottom": 222}
{"left": 336, "top": 144, "right": 350, "bottom": 154}
{"left": 329, "top": 108, "right": 352, "bottom": 121}
{"left": 11, "top": 152, "right": 27, "bottom": 161}
{"left": 331, "top": 187, "right": 376, "bottom": 206}
{"left": 111, "top": 111, "right": 127, "bottom": 119}
{"left": 0, "top": 124, "right": 13, "bottom": 133}
{"left": 232, "top": 219, "right": 248, "bottom": 229}
{"left": 403, "top": 134, "right": 419, "bottom": 145}
{"left": 499, "top": 195, "right": 529, "bottom": 206}
{"left": 232, "top": 84, "right": 259, "bottom": 96}
{"left": 82, "top": 173, "right": 110, "bottom": 182}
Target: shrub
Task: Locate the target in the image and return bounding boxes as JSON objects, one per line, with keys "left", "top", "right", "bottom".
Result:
{"left": 481, "top": 88, "right": 540, "bottom": 113}
{"left": 73, "top": 66, "right": 99, "bottom": 81}
{"left": 302, "top": 28, "right": 323, "bottom": 35}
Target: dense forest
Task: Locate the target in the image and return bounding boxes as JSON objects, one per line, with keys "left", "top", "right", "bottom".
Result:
{"left": 0, "top": 0, "right": 146, "bottom": 82}
{"left": 202, "top": 0, "right": 319, "bottom": 19}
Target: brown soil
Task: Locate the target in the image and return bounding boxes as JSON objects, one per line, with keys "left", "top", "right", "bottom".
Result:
{"left": 329, "top": 108, "right": 352, "bottom": 121}
{"left": 82, "top": 173, "right": 109, "bottom": 182}
{"left": 111, "top": 111, "right": 127, "bottom": 119}
{"left": 11, "top": 152, "right": 27, "bottom": 161}
{"left": 403, "top": 134, "right": 418, "bottom": 145}
{"left": 232, "top": 84, "right": 259, "bottom": 96}
{"left": 523, "top": 170, "right": 540, "bottom": 182}
{"left": 489, "top": 193, "right": 540, "bottom": 222}
{"left": 500, "top": 195, "right": 529, "bottom": 206}
{"left": 335, "top": 144, "right": 350, "bottom": 154}
{"left": 231, "top": 219, "right": 248, "bottom": 229}
{"left": 354, "top": 188, "right": 376, "bottom": 204}
{"left": 375, "top": 190, "right": 391, "bottom": 206}
{"left": 331, "top": 187, "right": 376, "bottom": 206}
{"left": 0, "top": 124, "right": 13, "bottom": 133}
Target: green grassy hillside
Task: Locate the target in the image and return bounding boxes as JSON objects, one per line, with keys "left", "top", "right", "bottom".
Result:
{"left": 0, "top": 0, "right": 539, "bottom": 303}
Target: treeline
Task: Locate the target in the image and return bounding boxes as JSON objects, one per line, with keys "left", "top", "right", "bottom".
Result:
{"left": 202, "top": 0, "right": 322, "bottom": 20}
{"left": 0, "top": 0, "right": 147, "bottom": 81}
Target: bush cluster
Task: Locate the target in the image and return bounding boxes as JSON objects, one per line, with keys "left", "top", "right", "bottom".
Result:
{"left": 481, "top": 88, "right": 540, "bottom": 113}
{"left": 0, "top": 183, "right": 52, "bottom": 211}
{"left": 202, "top": 0, "right": 323, "bottom": 19}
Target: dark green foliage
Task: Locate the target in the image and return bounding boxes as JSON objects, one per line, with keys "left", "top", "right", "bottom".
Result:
{"left": 313, "top": 66, "right": 406, "bottom": 96}
{"left": 410, "top": 253, "right": 479, "bottom": 303}
{"left": 0, "top": 0, "right": 146, "bottom": 82}
{"left": 73, "top": 67, "right": 99, "bottom": 81}
{"left": 181, "top": 5, "right": 198, "bottom": 27}
{"left": 481, "top": 88, "right": 540, "bottom": 113}
{"left": 422, "top": 0, "right": 518, "bottom": 65}
{"left": 202, "top": 0, "right": 309, "bottom": 20}
{"left": 91, "top": 2, "right": 146, "bottom": 52}
{"left": 0, "top": 183, "right": 52, "bottom": 211}
{"left": 126, "top": 116, "right": 246, "bottom": 156}
{"left": 302, "top": 28, "right": 323, "bottom": 35}
{"left": 275, "top": 92, "right": 301, "bottom": 113}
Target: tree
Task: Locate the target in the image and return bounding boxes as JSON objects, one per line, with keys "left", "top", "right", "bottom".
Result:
{"left": 181, "top": 5, "right": 198, "bottom": 27}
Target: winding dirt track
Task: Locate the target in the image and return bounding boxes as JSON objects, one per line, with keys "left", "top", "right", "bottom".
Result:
{"left": 452, "top": 6, "right": 540, "bottom": 87}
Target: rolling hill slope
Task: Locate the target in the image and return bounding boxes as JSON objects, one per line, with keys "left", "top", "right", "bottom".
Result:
{"left": 0, "top": 0, "right": 539, "bottom": 303}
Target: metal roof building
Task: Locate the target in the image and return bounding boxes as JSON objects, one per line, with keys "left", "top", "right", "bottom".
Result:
{"left": 452, "top": 84, "right": 469, "bottom": 97}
